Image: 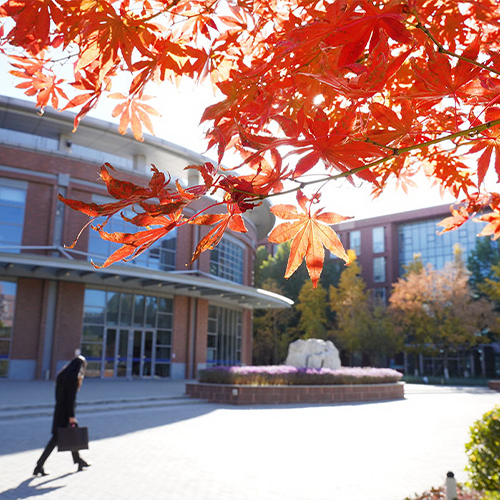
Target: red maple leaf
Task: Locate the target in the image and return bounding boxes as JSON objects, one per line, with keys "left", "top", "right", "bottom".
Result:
{"left": 409, "top": 38, "right": 482, "bottom": 102}
{"left": 466, "top": 107, "right": 500, "bottom": 185}
{"left": 368, "top": 101, "right": 415, "bottom": 146}
{"left": 268, "top": 191, "right": 351, "bottom": 288}
{"left": 478, "top": 209, "right": 500, "bottom": 240}
{"left": 329, "top": 0, "right": 413, "bottom": 67}
{"left": 110, "top": 93, "right": 160, "bottom": 141}
{"left": 93, "top": 211, "right": 182, "bottom": 268}
{"left": 188, "top": 208, "right": 248, "bottom": 264}
{"left": 293, "top": 108, "right": 385, "bottom": 183}
{"left": 238, "top": 149, "right": 288, "bottom": 195}
{"left": 9, "top": 55, "right": 68, "bottom": 109}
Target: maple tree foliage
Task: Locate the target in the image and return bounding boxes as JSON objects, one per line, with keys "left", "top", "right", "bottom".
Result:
{"left": 2, "top": 0, "right": 500, "bottom": 286}
{"left": 389, "top": 247, "right": 497, "bottom": 377}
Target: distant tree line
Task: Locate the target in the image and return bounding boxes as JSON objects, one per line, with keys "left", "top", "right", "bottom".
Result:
{"left": 253, "top": 240, "right": 500, "bottom": 379}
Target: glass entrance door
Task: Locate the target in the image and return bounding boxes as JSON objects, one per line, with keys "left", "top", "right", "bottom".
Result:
{"left": 132, "top": 329, "right": 154, "bottom": 377}
{"left": 109, "top": 329, "right": 155, "bottom": 378}
{"left": 117, "top": 329, "right": 129, "bottom": 378}
{"left": 105, "top": 328, "right": 130, "bottom": 378}
{"left": 103, "top": 327, "right": 166, "bottom": 379}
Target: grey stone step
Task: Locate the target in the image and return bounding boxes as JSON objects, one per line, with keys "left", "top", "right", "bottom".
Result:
{"left": 0, "top": 396, "right": 206, "bottom": 420}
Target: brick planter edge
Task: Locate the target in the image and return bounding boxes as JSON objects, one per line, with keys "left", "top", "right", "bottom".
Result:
{"left": 185, "top": 381, "right": 405, "bottom": 405}
{"left": 488, "top": 380, "right": 500, "bottom": 391}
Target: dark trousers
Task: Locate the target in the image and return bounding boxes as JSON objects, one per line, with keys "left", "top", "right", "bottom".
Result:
{"left": 37, "top": 434, "right": 81, "bottom": 467}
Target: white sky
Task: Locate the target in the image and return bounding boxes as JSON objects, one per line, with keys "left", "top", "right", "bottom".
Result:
{"left": 0, "top": 55, "right": 460, "bottom": 221}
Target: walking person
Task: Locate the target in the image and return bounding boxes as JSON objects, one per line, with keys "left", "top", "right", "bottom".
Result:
{"left": 33, "top": 355, "right": 91, "bottom": 476}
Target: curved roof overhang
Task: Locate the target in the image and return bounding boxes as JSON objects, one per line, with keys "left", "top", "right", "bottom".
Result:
{"left": 0, "top": 249, "right": 293, "bottom": 310}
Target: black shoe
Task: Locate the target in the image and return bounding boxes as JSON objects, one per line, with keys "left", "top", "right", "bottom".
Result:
{"left": 77, "top": 459, "right": 91, "bottom": 472}
{"left": 33, "top": 465, "right": 49, "bottom": 476}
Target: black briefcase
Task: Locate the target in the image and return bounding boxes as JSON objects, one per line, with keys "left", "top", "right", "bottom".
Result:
{"left": 57, "top": 426, "right": 89, "bottom": 452}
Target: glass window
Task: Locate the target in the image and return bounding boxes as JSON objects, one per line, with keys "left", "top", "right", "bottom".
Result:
{"left": 373, "top": 257, "right": 386, "bottom": 283}
{"left": 210, "top": 238, "right": 244, "bottom": 284}
{"left": 0, "top": 183, "right": 27, "bottom": 252}
{"left": 373, "top": 287, "right": 387, "bottom": 304}
{"left": 157, "top": 314, "right": 172, "bottom": 329}
{"left": 145, "top": 296, "right": 157, "bottom": 327}
{"left": 349, "top": 230, "right": 361, "bottom": 257}
{"left": 82, "top": 325, "right": 104, "bottom": 342}
{"left": 0, "top": 281, "right": 17, "bottom": 377}
{"left": 83, "top": 289, "right": 106, "bottom": 324}
{"left": 158, "top": 297, "right": 173, "bottom": 314}
{"left": 133, "top": 295, "right": 145, "bottom": 326}
{"left": 206, "top": 305, "right": 242, "bottom": 366}
{"left": 88, "top": 205, "right": 176, "bottom": 271}
{"left": 106, "top": 291, "right": 120, "bottom": 325}
{"left": 156, "top": 330, "right": 171, "bottom": 345}
{"left": 81, "top": 289, "right": 173, "bottom": 378}
{"left": 373, "top": 227, "right": 385, "bottom": 253}
{"left": 120, "top": 294, "right": 133, "bottom": 326}
{"left": 397, "top": 217, "right": 486, "bottom": 275}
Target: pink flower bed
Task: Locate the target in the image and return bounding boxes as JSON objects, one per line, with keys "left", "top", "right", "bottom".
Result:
{"left": 198, "top": 365, "right": 402, "bottom": 386}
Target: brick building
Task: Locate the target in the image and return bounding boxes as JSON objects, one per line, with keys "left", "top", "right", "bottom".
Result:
{"left": 332, "top": 204, "right": 483, "bottom": 304}
{"left": 0, "top": 96, "right": 292, "bottom": 380}
{"left": 332, "top": 206, "right": 500, "bottom": 378}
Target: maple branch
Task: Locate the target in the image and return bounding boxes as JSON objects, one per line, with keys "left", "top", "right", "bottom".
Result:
{"left": 362, "top": 137, "right": 397, "bottom": 152}
{"left": 332, "top": 118, "right": 500, "bottom": 181}
{"left": 411, "top": 12, "right": 500, "bottom": 77}
{"left": 256, "top": 118, "right": 500, "bottom": 201}
{"left": 139, "top": 0, "right": 184, "bottom": 22}
{"left": 185, "top": 201, "right": 225, "bottom": 223}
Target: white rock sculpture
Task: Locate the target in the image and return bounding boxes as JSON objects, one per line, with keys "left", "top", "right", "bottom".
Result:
{"left": 285, "top": 338, "right": 341, "bottom": 370}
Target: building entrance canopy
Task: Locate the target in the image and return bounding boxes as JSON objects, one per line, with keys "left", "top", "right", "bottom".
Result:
{"left": 0, "top": 247, "right": 293, "bottom": 310}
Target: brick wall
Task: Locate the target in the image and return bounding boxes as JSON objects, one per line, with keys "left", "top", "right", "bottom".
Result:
{"left": 186, "top": 382, "right": 405, "bottom": 405}
{"left": 488, "top": 380, "right": 500, "bottom": 391}
{"left": 23, "top": 181, "right": 54, "bottom": 250}
{"left": 52, "top": 281, "right": 85, "bottom": 373}
{"left": 10, "top": 278, "right": 45, "bottom": 361}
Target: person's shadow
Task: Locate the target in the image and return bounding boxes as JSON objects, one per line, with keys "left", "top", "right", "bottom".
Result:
{"left": 0, "top": 473, "right": 73, "bottom": 499}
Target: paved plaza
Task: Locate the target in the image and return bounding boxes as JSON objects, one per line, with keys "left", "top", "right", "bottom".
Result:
{"left": 0, "top": 381, "right": 498, "bottom": 500}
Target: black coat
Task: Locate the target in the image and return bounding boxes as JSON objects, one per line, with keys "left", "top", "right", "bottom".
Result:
{"left": 51, "top": 357, "right": 84, "bottom": 435}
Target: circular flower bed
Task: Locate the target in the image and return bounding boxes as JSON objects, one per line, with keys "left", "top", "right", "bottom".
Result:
{"left": 198, "top": 365, "right": 403, "bottom": 386}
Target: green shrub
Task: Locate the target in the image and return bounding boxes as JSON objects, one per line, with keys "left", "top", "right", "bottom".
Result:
{"left": 465, "top": 405, "right": 500, "bottom": 499}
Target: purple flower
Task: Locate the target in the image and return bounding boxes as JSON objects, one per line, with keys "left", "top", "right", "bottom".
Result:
{"left": 198, "top": 365, "right": 403, "bottom": 385}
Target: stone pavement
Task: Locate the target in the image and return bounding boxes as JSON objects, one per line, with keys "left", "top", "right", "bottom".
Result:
{"left": 0, "top": 381, "right": 499, "bottom": 500}
{"left": 0, "top": 378, "right": 195, "bottom": 420}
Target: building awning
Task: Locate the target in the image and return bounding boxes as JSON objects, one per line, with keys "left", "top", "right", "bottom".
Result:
{"left": 0, "top": 249, "right": 293, "bottom": 310}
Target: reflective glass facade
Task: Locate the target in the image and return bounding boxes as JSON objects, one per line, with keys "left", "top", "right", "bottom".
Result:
{"left": 0, "top": 182, "right": 26, "bottom": 251}
{"left": 207, "top": 305, "right": 242, "bottom": 366}
{"left": 398, "top": 217, "right": 484, "bottom": 273}
{"left": 0, "top": 280, "right": 16, "bottom": 377}
{"left": 81, "top": 289, "right": 173, "bottom": 378}
{"left": 210, "top": 238, "right": 244, "bottom": 284}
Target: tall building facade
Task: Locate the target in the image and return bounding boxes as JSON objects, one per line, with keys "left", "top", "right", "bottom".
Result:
{"left": 333, "top": 204, "right": 483, "bottom": 304}
{"left": 0, "top": 96, "right": 291, "bottom": 381}
{"left": 333, "top": 206, "right": 499, "bottom": 378}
